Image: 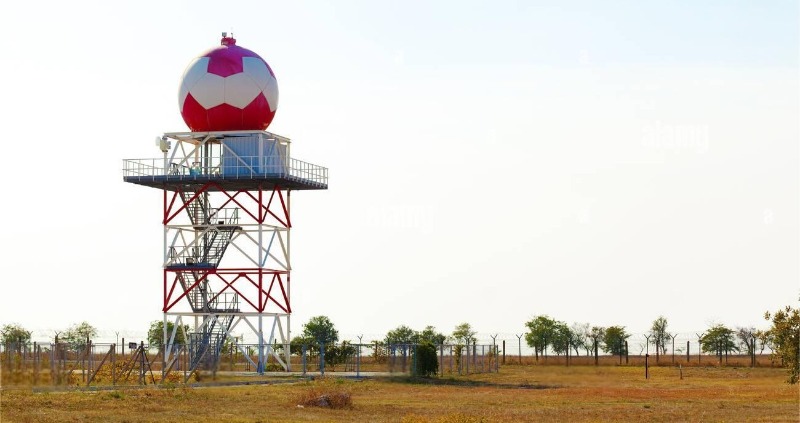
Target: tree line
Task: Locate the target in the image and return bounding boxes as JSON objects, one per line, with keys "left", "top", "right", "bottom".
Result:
{"left": 522, "top": 315, "right": 768, "bottom": 359}
{"left": 1, "top": 321, "right": 98, "bottom": 349}
{"left": 2, "top": 304, "right": 797, "bottom": 383}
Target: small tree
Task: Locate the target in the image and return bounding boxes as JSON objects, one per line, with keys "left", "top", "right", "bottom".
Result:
{"left": 295, "top": 316, "right": 339, "bottom": 366}
{"left": 569, "top": 323, "right": 589, "bottom": 356}
{"left": 588, "top": 326, "right": 606, "bottom": 356}
{"left": 372, "top": 341, "right": 388, "bottom": 364}
{"left": 412, "top": 341, "right": 439, "bottom": 377}
{"left": 1, "top": 323, "right": 32, "bottom": 345}
{"left": 419, "top": 325, "right": 447, "bottom": 345}
{"left": 549, "top": 321, "right": 572, "bottom": 356}
{"left": 601, "top": 326, "right": 629, "bottom": 355}
{"left": 147, "top": 320, "right": 190, "bottom": 349}
{"left": 755, "top": 329, "right": 772, "bottom": 355}
{"left": 735, "top": 326, "right": 757, "bottom": 356}
{"left": 290, "top": 335, "right": 313, "bottom": 355}
{"left": 700, "top": 324, "right": 738, "bottom": 356}
{"left": 524, "top": 315, "right": 558, "bottom": 356}
{"left": 385, "top": 324, "right": 417, "bottom": 358}
{"left": 649, "top": 316, "right": 670, "bottom": 355}
{"left": 385, "top": 325, "right": 418, "bottom": 346}
{"left": 325, "top": 341, "right": 356, "bottom": 371}
{"left": 452, "top": 322, "right": 476, "bottom": 369}
{"left": 302, "top": 316, "right": 339, "bottom": 346}
{"left": 62, "top": 321, "right": 98, "bottom": 348}
{"left": 765, "top": 305, "right": 800, "bottom": 384}
{"left": 452, "top": 322, "right": 476, "bottom": 343}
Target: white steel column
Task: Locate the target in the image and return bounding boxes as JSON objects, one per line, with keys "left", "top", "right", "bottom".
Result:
{"left": 258, "top": 314, "right": 264, "bottom": 374}
{"left": 285, "top": 189, "right": 292, "bottom": 371}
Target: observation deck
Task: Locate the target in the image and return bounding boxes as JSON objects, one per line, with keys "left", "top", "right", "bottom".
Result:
{"left": 122, "top": 130, "right": 328, "bottom": 191}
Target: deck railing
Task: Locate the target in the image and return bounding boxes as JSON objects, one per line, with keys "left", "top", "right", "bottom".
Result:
{"left": 123, "top": 156, "right": 328, "bottom": 186}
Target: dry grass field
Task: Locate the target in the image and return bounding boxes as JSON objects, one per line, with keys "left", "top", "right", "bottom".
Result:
{"left": 2, "top": 365, "right": 797, "bottom": 422}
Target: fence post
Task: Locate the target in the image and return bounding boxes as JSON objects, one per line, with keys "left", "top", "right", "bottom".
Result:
{"left": 472, "top": 341, "right": 478, "bottom": 372}
{"left": 450, "top": 344, "right": 460, "bottom": 375}
{"left": 412, "top": 344, "right": 417, "bottom": 376}
{"left": 440, "top": 344, "right": 444, "bottom": 377}
{"left": 87, "top": 340, "right": 92, "bottom": 383}
{"left": 389, "top": 345, "right": 395, "bottom": 373}
{"left": 401, "top": 345, "right": 407, "bottom": 373}
{"left": 686, "top": 341, "right": 690, "bottom": 363}
{"left": 465, "top": 338, "right": 470, "bottom": 374}
{"left": 625, "top": 341, "right": 629, "bottom": 365}
{"left": 38, "top": 344, "right": 43, "bottom": 385}
{"left": 112, "top": 344, "right": 116, "bottom": 386}
{"left": 50, "top": 343, "right": 55, "bottom": 385}
{"left": 696, "top": 333, "right": 703, "bottom": 364}
{"left": 724, "top": 343, "right": 728, "bottom": 364}
{"left": 183, "top": 344, "right": 187, "bottom": 382}
{"left": 655, "top": 339, "right": 659, "bottom": 364}
{"left": 450, "top": 345, "right": 454, "bottom": 375}
{"left": 139, "top": 342, "right": 145, "bottom": 385}
{"left": 32, "top": 342, "right": 38, "bottom": 385}
{"left": 671, "top": 334, "right": 676, "bottom": 364}
{"left": 301, "top": 344, "right": 307, "bottom": 375}
{"left": 356, "top": 343, "right": 361, "bottom": 378}
{"left": 319, "top": 343, "right": 325, "bottom": 376}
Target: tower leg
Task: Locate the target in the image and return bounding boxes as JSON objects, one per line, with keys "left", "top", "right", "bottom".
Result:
{"left": 285, "top": 315, "right": 291, "bottom": 371}
{"left": 257, "top": 315, "right": 264, "bottom": 374}
{"left": 162, "top": 313, "right": 168, "bottom": 377}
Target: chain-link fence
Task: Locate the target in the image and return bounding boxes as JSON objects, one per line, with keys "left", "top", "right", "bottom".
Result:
{"left": 0, "top": 340, "right": 501, "bottom": 387}
{"left": 0, "top": 331, "right": 779, "bottom": 388}
{"left": 494, "top": 332, "right": 772, "bottom": 368}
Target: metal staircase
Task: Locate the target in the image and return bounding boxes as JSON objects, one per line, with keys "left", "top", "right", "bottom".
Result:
{"left": 188, "top": 315, "right": 236, "bottom": 371}
{"left": 180, "top": 186, "right": 209, "bottom": 226}
{"left": 168, "top": 186, "right": 242, "bottom": 370}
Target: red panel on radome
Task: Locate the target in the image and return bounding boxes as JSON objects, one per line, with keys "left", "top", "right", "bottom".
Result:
{"left": 180, "top": 93, "right": 209, "bottom": 132}
{"left": 180, "top": 37, "right": 277, "bottom": 131}
{"left": 207, "top": 103, "right": 245, "bottom": 131}
{"left": 205, "top": 45, "right": 262, "bottom": 77}
{"left": 242, "top": 92, "right": 274, "bottom": 130}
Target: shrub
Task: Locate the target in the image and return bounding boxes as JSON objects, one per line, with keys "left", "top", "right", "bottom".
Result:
{"left": 413, "top": 341, "right": 439, "bottom": 377}
{"left": 294, "top": 379, "right": 353, "bottom": 409}
{"left": 765, "top": 305, "right": 800, "bottom": 384}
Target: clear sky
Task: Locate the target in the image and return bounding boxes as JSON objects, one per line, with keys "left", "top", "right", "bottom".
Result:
{"left": 0, "top": 1, "right": 797, "bottom": 344}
